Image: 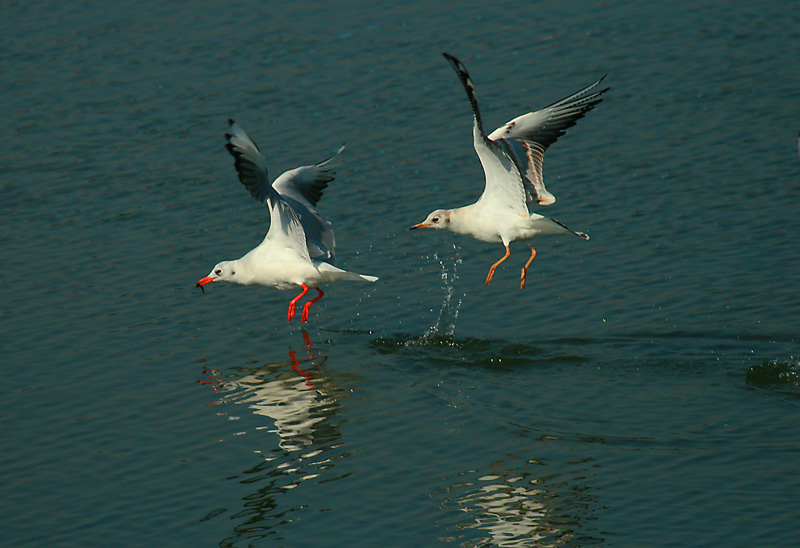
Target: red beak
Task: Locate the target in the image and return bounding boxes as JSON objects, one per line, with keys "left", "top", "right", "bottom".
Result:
{"left": 196, "top": 276, "right": 215, "bottom": 287}
{"left": 409, "top": 223, "right": 429, "bottom": 230}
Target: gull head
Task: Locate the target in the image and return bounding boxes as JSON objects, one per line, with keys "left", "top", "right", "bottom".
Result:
{"left": 410, "top": 209, "right": 451, "bottom": 231}
{"left": 196, "top": 261, "right": 238, "bottom": 292}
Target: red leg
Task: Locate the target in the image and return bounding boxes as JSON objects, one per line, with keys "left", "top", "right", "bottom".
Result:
{"left": 485, "top": 244, "right": 511, "bottom": 286}
{"left": 301, "top": 288, "right": 324, "bottom": 323}
{"left": 520, "top": 246, "right": 537, "bottom": 290}
{"left": 287, "top": 284, "right": 309, "bottom": 321}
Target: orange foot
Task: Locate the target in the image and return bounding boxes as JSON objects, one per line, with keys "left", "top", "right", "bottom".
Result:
{"left": 485, "top": 244, "right": 511, "bottom": 287}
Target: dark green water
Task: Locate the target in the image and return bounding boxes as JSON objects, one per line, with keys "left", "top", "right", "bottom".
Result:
{"left": 3, "top": 0, "right": 800, "bottom": 546}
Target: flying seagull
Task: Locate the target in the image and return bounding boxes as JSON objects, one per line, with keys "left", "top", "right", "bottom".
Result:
{"left": 411, "top": 53, "right": 608, "bottom": 289}
{"left": 197, "top": 120, "right": 378, "bottom": 322}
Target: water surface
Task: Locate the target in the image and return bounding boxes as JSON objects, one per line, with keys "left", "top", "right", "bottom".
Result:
{"left": 3, "top": 0, "right": 800, "bottom": 546}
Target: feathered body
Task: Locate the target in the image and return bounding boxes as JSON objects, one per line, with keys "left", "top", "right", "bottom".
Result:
{"left": 197, "top": 120, "right": 377, "bottom": 322}
{"left": 411, "top": 53, "right": 607, "bottom": 289}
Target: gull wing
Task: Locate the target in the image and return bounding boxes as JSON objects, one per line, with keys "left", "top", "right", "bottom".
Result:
{"left": 224, "top": 120, "right": 338, "bottom": 263}
{"left": 261, "top": 191, "right": 312, "bottom": 263}
{"left": 272, "top": 145, "right": 344, "bottom": 207}
{"left": 472, "top": 126, "right": 529, "bottom": 216}
{"left": 487, "top": 76, "right": 608, "bottom": 206}
{"left": 272, "top": 146, "right": 345, "bottom": 263}
{"left": 443, "top": 53, "right": 528, "bottom": 217}
{"left": 224, "top": 119, "right": 270, "bottom": 203}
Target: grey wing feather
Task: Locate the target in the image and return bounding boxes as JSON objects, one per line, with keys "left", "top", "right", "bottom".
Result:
{"left": 224, "top": 119, "right": 270, "bottom": 203}
{"left": 271, "top": 146, "right": 345, "bottom": 264}
{"left": 272, "top": 145, "right": 345, "bottom": 207}
{"left": 489, "top": 76, "right": 608, "bottom": 149}
{"left": 280, "top": 195, "right": 336, "bottom": 263}
{"left": 224, "top": 120, "right": 339, "bottom": 263}
{"left": 442, "top": 52, "right": 487, "bottom": 135}
{"left": 495, "top": 137, "right": 554, "bottom": 205}
{"left": 488, "top": 77, "right": 609, "bottom": 206}
{"left": 443, "top": 52, "right": 528, "bottom": 215}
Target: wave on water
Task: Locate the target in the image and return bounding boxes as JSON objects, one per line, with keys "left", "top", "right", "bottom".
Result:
{"left": 368, "top": 330, "right": 591, "bottom": 371}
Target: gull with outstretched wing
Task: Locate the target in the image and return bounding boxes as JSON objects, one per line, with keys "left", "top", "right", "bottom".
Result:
{"left": 197, "top": 120, "right": 377, "bottom": 323}
{"left": 412, "top": 53, "right": 608, "bottom": 289}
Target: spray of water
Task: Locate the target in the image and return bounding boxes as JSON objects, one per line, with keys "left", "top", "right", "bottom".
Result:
{"left": 421, "top": 244, "right": 463, "bottom": 340}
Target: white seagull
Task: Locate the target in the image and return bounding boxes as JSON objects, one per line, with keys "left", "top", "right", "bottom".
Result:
{"left": 196, "top": 120, "right": 378, "bottom": 323}
{"left": 411, "top": 53, "right": 608, "bottom": 289}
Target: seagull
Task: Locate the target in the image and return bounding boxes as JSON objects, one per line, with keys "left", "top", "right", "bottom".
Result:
{"left": 411, "top": 53, "right": 608, "bottom": 290}
{"left": 196, "top": 120, "right": 378, "bottom": 323}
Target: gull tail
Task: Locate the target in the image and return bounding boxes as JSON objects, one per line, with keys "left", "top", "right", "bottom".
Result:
{"left": 551, "top": 218, "right": 590, "bottom": 240}
{"left": 336, "top": 271, "right": 379, "bottom": 283}
{"left": 317, "top": 262, "right": 379, "bottom": 283}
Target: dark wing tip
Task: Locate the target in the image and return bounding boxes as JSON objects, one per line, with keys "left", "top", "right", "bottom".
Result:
{"left": 591, "top": 75, "right": 610, "bottom": 96}
{"left": 441, "top": 52, "right": 484, "bottom": 135}
{"left": 442, "top": 52, "right": 468, "bottom": 78}
{"left": 315, "top": 143, "right": 346, "bottom": 167}
{"left": 223, "top": 141, "right": 267, "bottom": 203}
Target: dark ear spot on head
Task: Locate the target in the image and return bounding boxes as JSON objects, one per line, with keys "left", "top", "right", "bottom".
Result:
{"left": 445, "top": 216, "right": 450, "bottom": 223}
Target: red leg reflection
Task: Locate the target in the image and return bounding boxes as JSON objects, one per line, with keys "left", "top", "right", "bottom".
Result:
{"left": 301, "top": 329, "right": 312, "bottom": 350}
{"left": 198, "top": 367, "right": 224, "bottom": 405}
{"left": 289, "top": 349, "right": 314, "bottom": 389}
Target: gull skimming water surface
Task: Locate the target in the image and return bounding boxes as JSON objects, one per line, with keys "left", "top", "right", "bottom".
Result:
{"left": 196, "top": 120, "right": 378, "bottom": 322}
{"left": 411, "top": 53, "right": 608, "bottom": 289}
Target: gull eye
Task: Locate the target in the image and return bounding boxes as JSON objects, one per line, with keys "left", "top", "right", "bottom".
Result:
{"left": 432, "top": 216, "right": 440, "bottom": 223}
{"left": 215, "top": 269, "right": 222, "bottom": 275}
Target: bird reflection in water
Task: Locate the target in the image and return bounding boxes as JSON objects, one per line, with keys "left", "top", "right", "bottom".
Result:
{"left": 198, "top": 329, "right": 336, "bottom": 453}
{"left": 197, "top": 330, "right": 348, "bottom": 543}
{"left": 435, "top": 457, "right": 600, "bottom": 547}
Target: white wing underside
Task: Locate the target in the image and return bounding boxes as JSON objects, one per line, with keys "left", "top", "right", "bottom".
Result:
{"left": 272, "top": 149, "right": 344, "bottom": 262}
{"left": 442, "top": 54, "right": 606, "bottom": 216}
{"left": 261, "top": 194, "right": 312, "bottom": 263}
{"left": 493, "top": 137, "right": 553, "bottom": 206}
{"left": 225, "top": 121, "right": 343, "bottom": 263}
{"left": 485, "top": 76, "right": 608, "bottom": 208}
{"left": 473, "top": 123, "right": 529, "bottom": 217}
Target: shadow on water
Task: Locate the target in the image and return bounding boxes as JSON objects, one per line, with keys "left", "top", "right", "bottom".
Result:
{"left": 196, "top": 330, "right": 354, "bottom": 546}
{"left": 746, "top": 357, "right": 800, "bottom": 396}
{"left": 368, "top": 321, "right": 800, "bottom": 375}
{"left": 369, "top": 332, "right": 590, "bottom": 371}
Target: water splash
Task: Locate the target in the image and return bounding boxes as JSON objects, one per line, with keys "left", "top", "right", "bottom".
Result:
{"left": 418, "top": 244, "right": 463, "bottom": 342}
{"left": 746, "top": 357, "right": 800, "bottom": 388}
